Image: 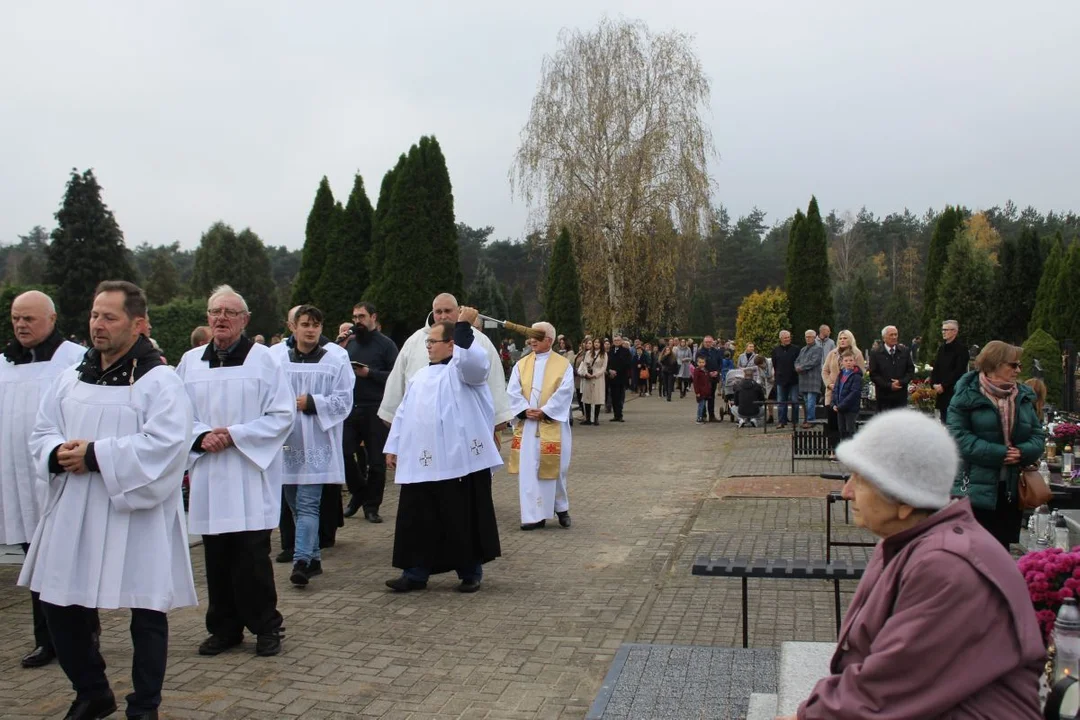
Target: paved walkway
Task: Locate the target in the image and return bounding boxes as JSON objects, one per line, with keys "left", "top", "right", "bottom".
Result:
{"left": 0, "top": 394, "right": 868, "bottom": 719}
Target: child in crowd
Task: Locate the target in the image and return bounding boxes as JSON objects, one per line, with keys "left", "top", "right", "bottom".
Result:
{"left": 691, "top": 356, "right": 713, "bottom": 424}
{"left": 832, "top": 350, "right": 863, "bottom": 439}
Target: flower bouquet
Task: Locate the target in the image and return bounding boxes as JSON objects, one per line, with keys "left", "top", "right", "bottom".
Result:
{"left": 908, "top": 379, "right": 937, "bottom": 414}
{"left": 1053, "top": 423, "right": 1080, "bottom": 449}
{"left": 1018, "top": 547, "right": 1080, "bottom": 645}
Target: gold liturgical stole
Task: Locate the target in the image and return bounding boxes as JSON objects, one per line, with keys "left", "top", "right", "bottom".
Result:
{"left": 508, "top": 352, "right": 569, "bottom": 479}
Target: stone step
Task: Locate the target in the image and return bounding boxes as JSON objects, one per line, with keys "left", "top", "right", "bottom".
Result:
{"left": 776, "top": 641, "right": 835, "bottom": 715}
{"left": 746, "top": 693, "right": 777, "bottom": 720}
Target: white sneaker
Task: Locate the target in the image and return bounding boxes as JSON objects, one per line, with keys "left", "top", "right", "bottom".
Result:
{"left": 749, "top": 420, "right": 757, "bottom": 427}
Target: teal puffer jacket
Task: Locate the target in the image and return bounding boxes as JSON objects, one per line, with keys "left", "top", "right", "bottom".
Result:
{"left": 947, "top": 371, "right": 1044, "bottom": 510}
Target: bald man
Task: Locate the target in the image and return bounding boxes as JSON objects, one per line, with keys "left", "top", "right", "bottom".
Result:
{"left": 2, "top": 291, "right": 86, "bottom": 668}
{"left": 379, "top": 293, "right": 512, "bottom": 429}
{"left": 270, "top": 304, "right": 347, "bottom": 556}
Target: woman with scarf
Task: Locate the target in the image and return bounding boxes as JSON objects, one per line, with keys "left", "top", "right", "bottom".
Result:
{"left": 947, "top": 341, "right": 1044, "bottom": 548}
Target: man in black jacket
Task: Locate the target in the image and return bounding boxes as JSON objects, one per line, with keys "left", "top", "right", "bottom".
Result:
{"left": 930, "top": 320, "right": 968, "bottom": 422}
{"left": 770, "top": 330, "right": 801, "bottom": 428}
{"left": 607, "top": 335, "right": 632, "bottom": 421}
{"left": 695, "top": 336, "right": 723, "bottom": 421}
{"left": 868, "top": 325, "right": 915, "bottom": 412}
{"left": 343, "top": 302, "right": 399, "bottom": 521}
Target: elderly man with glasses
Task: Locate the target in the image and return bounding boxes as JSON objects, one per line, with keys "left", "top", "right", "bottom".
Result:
{"left": 930, "top": 320, "right": 968, "bottom": 423}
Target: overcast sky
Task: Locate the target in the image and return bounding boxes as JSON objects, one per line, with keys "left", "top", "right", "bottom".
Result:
{"left": 2, "top": 1, "right": 1078, "bottom": 250}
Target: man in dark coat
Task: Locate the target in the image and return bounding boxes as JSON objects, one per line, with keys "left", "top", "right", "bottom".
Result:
{"left": 929, "top": 320, "right": 968, "bottom": 423}
{"left": 607, "top": 335, "right": 632, "bottom": 421}
{"left": 771, "top": 330, "right": 801, "bottom": 428}
{"left": 868, "top": 325, "right": 915, "bottom": 412}
{"left": 695, "top": 336, "right": 723, "bottom": 421}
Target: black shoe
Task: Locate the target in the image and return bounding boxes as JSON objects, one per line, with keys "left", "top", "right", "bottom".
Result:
{"left": 520, "top": 520, "right": 546, "bottom": 531}
{"left": 364, "top": 511, "right": 383, "bottom": 524}
{"left": 290, "top": 561, "right": 310, "bottom": 586}
{"left": 255, "top": 628, "right": 284, "bottom": 657}
{"left": 306, "top": 559, "right": 323, "bottom": 578}
{"left": 343, "top": 499, "right": 361, "bottom": 518}
{"left": 457, "top": 579, "right": 482, "bottom": 593}
{"left": 275, "top": 549, "right": 293, "bottom": 563}
{"left": 21, "top": 645, "right": 55, "bottom": 668}
{"left": 197, "top": 634, "right": 242, "bottom": 656}
{"left": 557, "top": 511, "right": 571, "bottom": 528}
{"left": 613, "top": 417, "right": 625, "bottom": 422}
{"left": 319, "top": 537, "right": 335, "bottom": 549}
{"left": 63, "top": 693, "right": 117, "bottom": 720}
{"left": 385, "top": 576, "right": 427, "bottom": 592}
{"left": 126, "top": 712, "right": 158, "bottom": 720}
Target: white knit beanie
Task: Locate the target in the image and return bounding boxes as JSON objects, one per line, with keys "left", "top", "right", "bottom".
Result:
{"left": 835, "top": 408, "right": 959, "bottom": 510}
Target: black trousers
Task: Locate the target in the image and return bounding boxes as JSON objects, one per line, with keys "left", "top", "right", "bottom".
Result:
{"left": 279, "top": 485, "right": 344, "bottom": 551}
{"left": 21, "top": 542, "right": 52, "bottom": 651}
{"left": 610, "top": 380, "right": 626, "bottom": 419}
{"left": 343, "top": 406, "right": 388, "bottom": 512}
{"left": 972, "top": 481, "right": 1023, "bottom": 548}
{"left": 707, "top": 378, "right": 719, "bottom": 418}
{"left": 44, "top": 602, "right": 167, "bottom": 714}
{"left": 202, "top": 530, "right": 282, "bottom": 638}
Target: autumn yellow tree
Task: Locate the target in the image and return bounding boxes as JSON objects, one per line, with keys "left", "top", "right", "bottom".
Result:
{"left": 961, "top": 211, "right": 1002, "bottom": 264}
{"left": 511, "top": 17, "right": 715, "bottom": 332}
{"left": 735, "top": 288, "right": 790, "bottom": 357}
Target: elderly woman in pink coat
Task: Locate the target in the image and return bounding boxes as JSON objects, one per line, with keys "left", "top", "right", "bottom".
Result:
{"left": 779, "top": 409, "right": 1044, "bottom": 720}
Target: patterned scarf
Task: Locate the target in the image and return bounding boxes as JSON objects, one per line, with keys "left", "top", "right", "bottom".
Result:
{"left": 978, "top": 372, "right": 1018, "bottom": 445}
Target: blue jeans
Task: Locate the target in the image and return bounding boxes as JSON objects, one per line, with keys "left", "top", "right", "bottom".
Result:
{"left": 803, "top": 391, "right": 819, "bottom": 422}
{"left": 697, "top": 399, "right": 707, "bottom": 420}
{"left": 283, "top": 484, "right": 323, "bottom": 563}
{"left": 405, "top": 563, "right": 483, "bottom": 583}
{"left": 776, "top": 383, "right": 800, "bottom": 425}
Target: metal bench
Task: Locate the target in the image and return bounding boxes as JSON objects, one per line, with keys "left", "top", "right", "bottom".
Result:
{"left": 692, "top": 557, "right": 867, "bottom": 648}
{"left": 825, "top": 490, "right": 876, "bottom": 562}
{"left": 790, "top": 422, "right": 835, "bottom": 472}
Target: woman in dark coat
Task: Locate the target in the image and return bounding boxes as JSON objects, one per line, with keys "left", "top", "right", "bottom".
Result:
{"left": 947, "top": 341, "right": 1044, "bottom": 547}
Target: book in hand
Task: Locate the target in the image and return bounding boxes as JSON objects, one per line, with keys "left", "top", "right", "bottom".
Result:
{"left": 350, "top": 361, "right": 368, "bottom": 368}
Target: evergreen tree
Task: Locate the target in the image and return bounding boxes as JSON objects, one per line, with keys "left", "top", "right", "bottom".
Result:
{"left": 367, "top": 154, "right": 406, "bottom": 291}
{"left": 45, "top": 169, "right": 137, "bottom": 327}
{"left": 467, "top": 260, "right": 508, "bottom": 345}
{"left": 883, "top": 289, "right": 919, "bottom": 347}
{"left": 1021, "top": 329, "right": 1063, "bottom": 405}
{"left": 934, "top": 233, "right": 994, "bottom": 350}
{"left": 784, "top": 208, "right": 805, "bottom": 293}
{"left": 542, "top": 227, "right": 585, "bottom": 343}
{"left": 688, "top": 289, "right": 713, "bottom": 336}
{"left": 1050, "top": 241, "right": 1080, "bottom": 344}
{"left": 311, "top": 200, "right": 353, "bottom": 324}
{"left": 1029, "top": 232, "right": 1065, "bottom": 336}
{"left": 191, "top": 222, "right": 279, "bottom": 337}
{"left": 291, "top": 177, "right": 336, "bottom": 306}
{"left": 365, "top": 137, "right": 462, "bottom": 344}
{"left": 995, "top": 227, "right": 1043, "bottom": 343}
{"left": 848, "top": 277, "right": 874, "bottom": 351}
{"left": 509, "top": 285, "right": 528, "bottom": 326}
{"left": 786, "top": 197, "right": 832, "bottom": 336}
{"left": 145, "top": 249, "right": 182, "bottom": 305}
{"left": 920, "top": 205, "right": 964, "bottom": 359}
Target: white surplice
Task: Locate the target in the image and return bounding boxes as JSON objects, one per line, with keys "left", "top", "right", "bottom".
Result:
{"left": 268, "top": 337, "right": 348, "bottom": 363}
{"left": 506, "top": 351, "right": 574, "bottom": 524}
{"left": 384, "top": 339, "right": 503, "bottom": 484}
{"left": 378, "top": 323, "right": 513, "bottom": 426}
{"left": 0, "top": 340, "right": 84, "bottom": 545}
{"left": 279, "top": 348, "right": 354, "bottom": 486}
{"left": 176, "top": 342, "right": 295, "bottom": 535}
{"left": 18, "top": 365, "right": 197, "bottom": 611}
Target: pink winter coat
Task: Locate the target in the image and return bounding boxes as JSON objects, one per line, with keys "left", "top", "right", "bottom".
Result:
{"left": 799, "top": 499, "right": 1044, "bottom": 720}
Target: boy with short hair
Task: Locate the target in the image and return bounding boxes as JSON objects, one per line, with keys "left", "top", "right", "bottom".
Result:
{"left": 691, "top": 357, "right": 713, "bottom": 424}
{"left": 832, "top": 350, "right": 863, "bottom": 440}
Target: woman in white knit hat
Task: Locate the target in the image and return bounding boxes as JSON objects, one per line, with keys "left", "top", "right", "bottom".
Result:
{"left": 783, "top": 409, "right": 1044, "bottom": 720}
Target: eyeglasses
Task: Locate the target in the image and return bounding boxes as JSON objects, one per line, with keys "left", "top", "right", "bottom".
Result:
{"left": 208, "top": 308, "right": 245, "bottom": 318}
{"left": 1006, "top": 361, "right": 1022, "bottom": 370}
{"left": 941, "top": 328, "right": 956, "bottom": 333}
{"left": 424, "top": 338, "right": 452, "bottom": 347}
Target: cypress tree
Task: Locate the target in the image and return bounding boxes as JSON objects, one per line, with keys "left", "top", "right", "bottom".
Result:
{"left": 784, "top": 209, "right": 805, "bottom": 293}
{"left": 291, "top": 176, "right": 336, "bottom": 306}
{"left": 1050, "top": 241, "right": 1080, "bottom": 343}
{"left": 542, "top": 227, "right": 585, "bottom": 343}
{"left": 883, "top": 289, "right": 919, "bottom": 347}
{"left": 467, "top": 260, "right": 508, "bottom": 345}
{"left": 312, "top": 190, "right": 367, "bottom": 325}
{"left": 934, "top": 233, "right": 994, "bottom": 350}
{"left": 365, "top": 136, "right": 462, "bottom": 344}
{"left": 367, "top": 154, "right": 406, "bottom": 291}
{"left": 509, "top": 285, "right": 527, "bottom": 326}
{"left": 786, "top": 197, "right": 832, "bottom": 336}
{"left": 191, "top": 222, "right": 279, "bottom": 337}
{"left": 848, "top": 277, "right": 874, "bottom": 351}
{"left": 920, "top": 205, "right": 964, "bottom": 359}
{"left": 996, "top": 227, "right": 1043, "bottom": 343}
{"left": 688, "top": 289, "right": 713, "bottom": 336}
{"left": 1029, "top": 232, "right": 1065, "bottom": 336}
{"left": 45, "top": 169, "right": 137, "bottom": 328}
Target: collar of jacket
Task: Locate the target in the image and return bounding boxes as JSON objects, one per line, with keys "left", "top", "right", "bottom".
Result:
{"left": 879, "top": 499, "right": 971, "bottom": 565}
{"left": 76, "top": 334, "right": 163, "bottom": 385}
{"left": 950, "top": 370, "right": 1035, "bottom": 412}
{"left": 2, "top": 328, "right": 65, "bottom": 365}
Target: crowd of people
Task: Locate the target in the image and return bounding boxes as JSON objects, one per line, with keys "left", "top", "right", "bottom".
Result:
{"left": 0, "top": 284, "right": 576, "bottom": 719}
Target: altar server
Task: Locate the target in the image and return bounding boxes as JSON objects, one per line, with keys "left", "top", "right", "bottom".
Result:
{"left": 506, "top": 321, "right": 574, "bottom": 530}
{"left": 176, "top": 285, "right": 294, "bottom": 658}
{"left": 20, "top": 281, "right": 196, "bottom": 720}
{"left": 279, "top": 304, "right": 353, "bottom": 586}
{"left": 383, "top": 307, "right": 502, "bottom": 593}
{"left": 1, "top": 290, "right": 85, "bottom": 669}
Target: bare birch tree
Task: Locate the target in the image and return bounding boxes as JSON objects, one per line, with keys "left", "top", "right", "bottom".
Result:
{"left": 511, "top": 17, "right": 715, "bottom": 332}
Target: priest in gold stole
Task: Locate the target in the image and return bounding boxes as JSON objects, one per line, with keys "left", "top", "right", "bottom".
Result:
{"left": 506, "top": 322, "right": 574, "bottom": 531}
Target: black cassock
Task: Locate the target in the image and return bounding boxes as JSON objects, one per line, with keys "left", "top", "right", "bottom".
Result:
{"left": 392, "top": 469, "right": 501, "bottom": 574}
